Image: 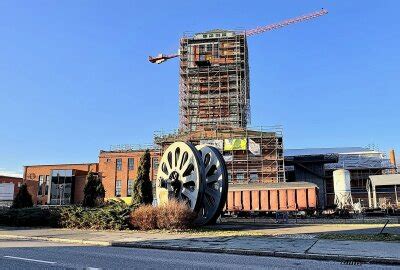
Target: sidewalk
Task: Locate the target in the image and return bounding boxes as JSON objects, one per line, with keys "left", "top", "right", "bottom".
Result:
{"left": 0, "top": 224, "right": 399, "bottom": 265}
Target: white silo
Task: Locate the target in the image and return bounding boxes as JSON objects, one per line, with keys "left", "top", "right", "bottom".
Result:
{"left": 333, "top": 169, "right": 353, "bottom": 209}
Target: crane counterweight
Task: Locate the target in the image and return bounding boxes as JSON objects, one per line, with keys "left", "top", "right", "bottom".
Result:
{"left": 148, "top": 53, "right": 179, "bottom": 64}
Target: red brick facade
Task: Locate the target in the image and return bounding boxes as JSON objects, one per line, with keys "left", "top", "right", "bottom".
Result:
{"left": 98, "top": 150, "right": 159, "bottom": 199}
{"left": 22, "top": 149, "right": 160, "bottom": 205}
{"left": 24, "top": 163, "right": 98, "bottom": 205}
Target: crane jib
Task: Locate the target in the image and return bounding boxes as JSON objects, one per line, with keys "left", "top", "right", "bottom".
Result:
{"left": 149, "top": 9, "right": 328, "bottom": 64}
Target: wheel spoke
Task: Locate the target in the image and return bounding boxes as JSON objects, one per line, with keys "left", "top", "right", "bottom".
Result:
{"left": 204, "top": 192, "right": 215, "bottom": 208}
{"left": 156, "top": 142, "right": 204, "bottom": 213}
{"left": 182, "top": 188, "right": 197, "bottom": 206}
{"left": 157, "top": 170, "right": 169, "bottom": 181}
{"left": 206, "top": 173, "right": 220, "bottom": 184}
{"left": 195, "top": 144, "right": 228, "bottom": 225}
{"left": 205, "top": 186, "right": 220, "bottom": 200}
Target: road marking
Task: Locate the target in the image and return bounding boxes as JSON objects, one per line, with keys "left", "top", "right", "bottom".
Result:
{"left": 3, "top": 256, "right": 56, "bottom": 264}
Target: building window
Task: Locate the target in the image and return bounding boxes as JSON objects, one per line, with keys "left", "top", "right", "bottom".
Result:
{"left": 228, "top": 174, "right": 232, "bottom": 183}
{"left": 127, "top": 179, "right": 134, "bottom": 196}
{"left": 128, "top": 158, "right": 134, "bottom": 170}
{"left": 115, "top": 180, "right": 121, "bottom": 197}
{"left": 236, "top": 173, "right": 245, "bottom": 182}
{"left": 38, "top": 175, "right": 44, "bottom": 195}
{"left": 116, "top": 159, "right": 122, "bottom": 171}
{"left": 213, "top": 44, "right": 219, "bottom": 57}
{"left": 153, "top": 158, "right": 159, "bottom": 170}
{"left": 250, "top": 173, "right": 258, "bottom": 182}
{"left": 45, "top": 175, "right": 50, "bottom": 195}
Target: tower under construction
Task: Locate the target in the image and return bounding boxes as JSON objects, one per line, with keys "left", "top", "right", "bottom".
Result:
{"left": 149, "top": 9, "right": 329, "bottom": 184}
{"left": 179, "top": 30, "right": 250, "bottom": 131}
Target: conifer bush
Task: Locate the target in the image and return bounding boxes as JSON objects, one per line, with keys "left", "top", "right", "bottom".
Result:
{"left": 58, "top": 200, "right": 135, "bottom": 230}
{"left": 131, "top": 150, "right": 153, "bottom": 206}
{"left": 0, "top": 207, "right": 59, "bottom": 227}
{"left": 83, "top": 171, "right": 105, "bottom": 207}
{"left": 12, "top": 183, "right": 33, "bottom": 209}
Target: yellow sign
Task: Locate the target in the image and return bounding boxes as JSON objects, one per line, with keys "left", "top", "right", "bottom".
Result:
{"left": 224, "top": 138, "right": 247, "bottom": 151}
{"left": 106, "top": 197, "right": 132, "bottom": 204}
{"left": 158, "top": 189, "right": 169, "bottom": 206}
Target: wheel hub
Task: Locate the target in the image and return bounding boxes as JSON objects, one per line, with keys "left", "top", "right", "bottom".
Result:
{"left": 156, "top": 142, "right": 228, "bottom": 225}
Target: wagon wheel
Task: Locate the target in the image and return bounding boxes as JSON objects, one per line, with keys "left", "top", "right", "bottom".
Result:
{"left": 195, "top": 145, "right": 228, "bottom": 225}
{"left": 156, "top": 142, "right": 205, "bottom": 212}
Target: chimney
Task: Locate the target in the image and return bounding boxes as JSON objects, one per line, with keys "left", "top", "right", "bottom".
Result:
{"left": 389, "top": 149, "right": 397, "bottom": 173}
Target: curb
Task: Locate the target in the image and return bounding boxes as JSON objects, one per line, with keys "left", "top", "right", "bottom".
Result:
{"left": 1, "top": 234, "right": 399, "bottom": 265}
{"left": 111, "top": 242, "right": 400, "bottom": 266}
{"left": 0, "top": 234, "right": 110, "bottom": 246}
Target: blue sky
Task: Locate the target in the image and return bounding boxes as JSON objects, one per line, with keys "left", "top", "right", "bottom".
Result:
{"left": 0, "top": 1, "right": 399, "bottom": 176}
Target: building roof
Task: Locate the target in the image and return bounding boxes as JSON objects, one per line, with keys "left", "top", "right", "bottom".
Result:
{"left": 369, "top": 174, "right": 400, "bottom": 187}
{"left": 24, "top": 163, "right": 98, "bottom": 168}
{"left": 229, "top": 181, "right": 318, "bottom": 191}
{"left": 284, "top": 147, "right": 372, "bottom": 157}
{"left": 0, "top": 175, "right": 22, "bottom": 180}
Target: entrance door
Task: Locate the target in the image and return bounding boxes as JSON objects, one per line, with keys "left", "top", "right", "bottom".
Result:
{"left": 49, "top": 170, "right": 74, "bottom": 205}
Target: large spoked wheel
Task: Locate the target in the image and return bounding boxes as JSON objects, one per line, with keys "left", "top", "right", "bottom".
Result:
{"left": 156, "top": 142, "right": 205, "bottom": 212}
{"left": 195, "top": 145, "right": 228, "bottom": 225}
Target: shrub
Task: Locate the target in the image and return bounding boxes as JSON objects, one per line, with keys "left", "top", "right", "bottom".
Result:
{"left": 130, "top": 205, "right": 157, "bottom": 230}
{"left": 83, "top": 171, "right": 105, "bottom": 207}
{"left": 58, "top": 200, "right": 136, "bottom": 230}
{"left": 156, "top": 200, "right": 195, "bottom": 230}
{"left": 130, "top": 200, "right": 195, "bottom": 230}
{"left": 0, "top": 207, "right": 59, "bottom": 227}
{"left": 131, "top": 150, "right": 153, "bottom": 206}
{"left": 12, "top": 183, "right": 33, "bottom": 209}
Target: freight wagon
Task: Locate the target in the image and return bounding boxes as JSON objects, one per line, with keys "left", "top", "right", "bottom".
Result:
{"left": 225, "top": 182, "right": 318, "bottom": 213}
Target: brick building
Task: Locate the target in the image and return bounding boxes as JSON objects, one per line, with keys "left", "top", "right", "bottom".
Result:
{"left": 24, "top": 163, "right": 98, "bottom": 205}
{"left": 22, "top": 149, "right": 159, "bottom": 205}
{"left": 0, "top": 175, "right": 23, "bottom": 201}
{"left": 98, "top": 149, "right": 159, "bottom": 201}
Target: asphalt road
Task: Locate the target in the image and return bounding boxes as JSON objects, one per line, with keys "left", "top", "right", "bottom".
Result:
{"left": 0, "top": 239, "right": 398, "bottom": 270}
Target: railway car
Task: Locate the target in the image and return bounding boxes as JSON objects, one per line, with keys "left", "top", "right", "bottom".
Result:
{"left": 225, "top": 182, "right": 318, "bottom": 213}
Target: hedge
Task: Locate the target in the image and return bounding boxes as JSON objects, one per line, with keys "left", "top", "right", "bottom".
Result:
{"left": 0, "top": 200, "right": 196, "bottom": 231}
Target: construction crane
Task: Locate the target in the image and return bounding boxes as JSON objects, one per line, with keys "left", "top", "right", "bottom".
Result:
{"left": 148, "top": 8, "right": 328, "bottom": 64}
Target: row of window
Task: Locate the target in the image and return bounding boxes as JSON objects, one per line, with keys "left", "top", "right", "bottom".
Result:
{"left": 38, "top": 175, "right": 50, "bottom": 196}
{"left": 115, "top": 158, "right": 159, "bottom": 171}
{"left": 116, "top": 158, "right": 134, "bottom": 171}
{"left": 202, "top": 33, "right": 227, "bottom": 38}
{"left": 115, "top": 179, "right": 134, "bottom": 197}
{"left": 227, "top": 173, "right": 259, "bottom": 182}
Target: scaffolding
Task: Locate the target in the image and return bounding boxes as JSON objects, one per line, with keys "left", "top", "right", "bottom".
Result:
{"left": 179, "top": 30, "right": 250, "bottom": 131}
{"left": 154, "top": 126, "right": 285, "bottom": 183}
{"left": 109, "top": 144, "right": 159, "bottom": 152}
